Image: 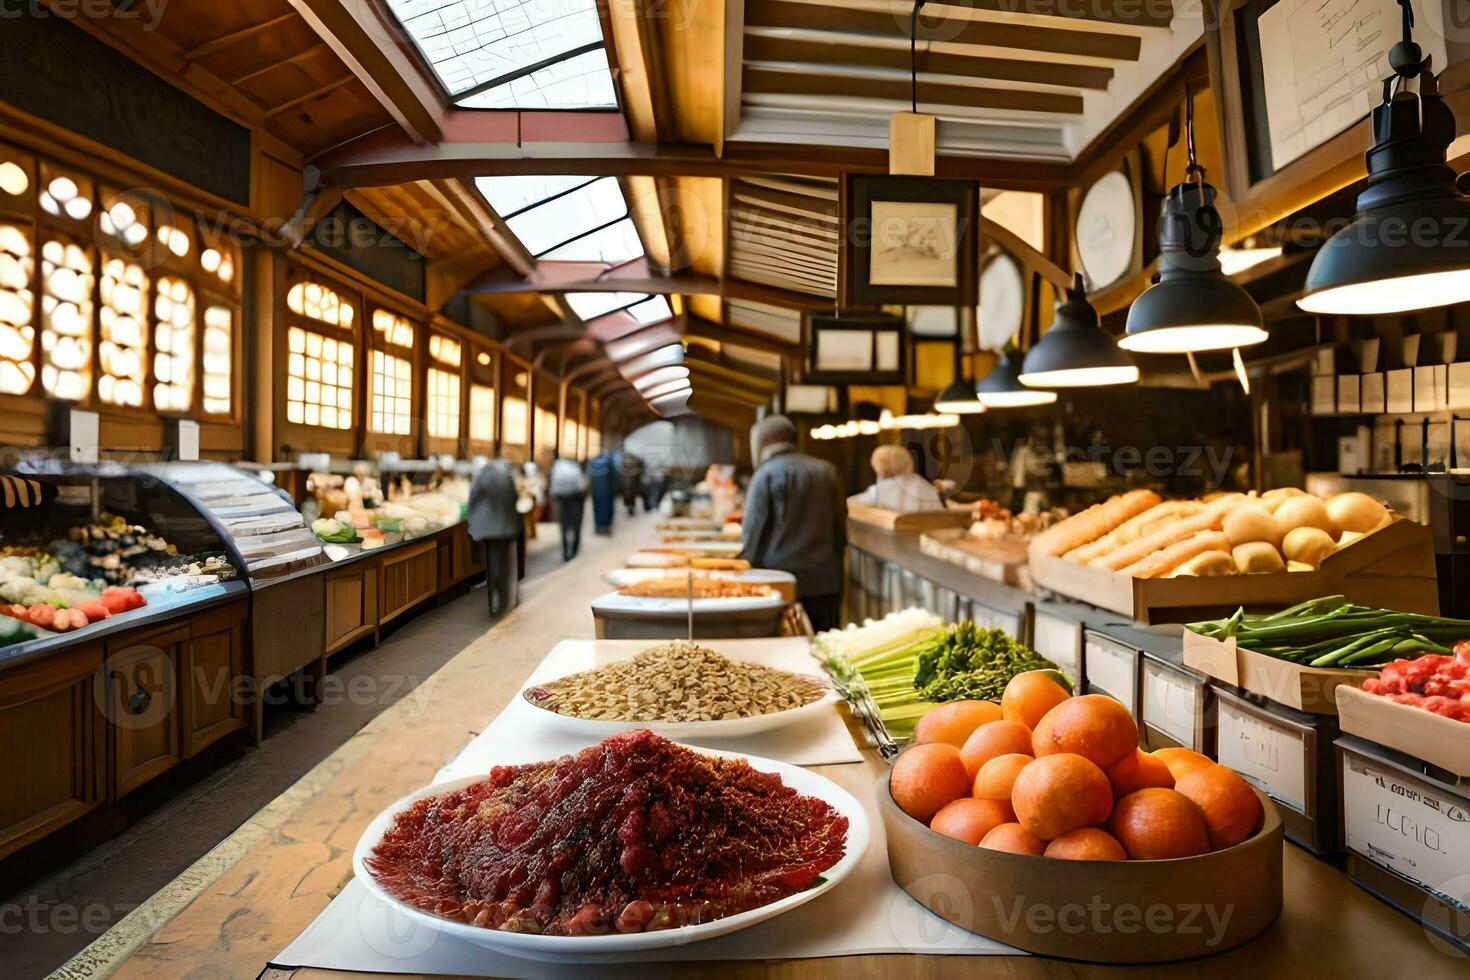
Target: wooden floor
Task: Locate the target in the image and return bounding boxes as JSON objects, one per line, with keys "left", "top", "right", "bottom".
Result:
{"left": 50, "top": 510, "right": 1470, "bottom": 980}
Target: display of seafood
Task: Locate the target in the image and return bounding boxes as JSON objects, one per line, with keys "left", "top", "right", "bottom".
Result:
{"left": 125, "top": 555, "right": 237, "bottom": 584}
{"left": 364, "top": 730, "right": 848, "bottom": 935}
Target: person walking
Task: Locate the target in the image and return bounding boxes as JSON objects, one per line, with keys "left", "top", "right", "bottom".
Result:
{"left": 741, "top": 415, "right": 848, "bottom": 631}
{"left": 467, "top": 458, "right": 523, "bottom": 617}
{"left": 588, "top": 450, "right": 618, "bottom": 535}
{"left": 621, "top": 451, "right": 644, "bottom": 516}
{"left": 549, "top": 454, "right": 589, "bottom": 560}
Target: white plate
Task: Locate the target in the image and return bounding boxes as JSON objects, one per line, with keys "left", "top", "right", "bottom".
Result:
{"left": 520, "top": 681, "right": 840, "bottom": 740}
{"left": 351, "top": 746, "right": 868, "bottom": 960}
{"left": 590, "top": 591, "right": 785, "bottom": 615}
{"left": 605, "top": 567, "right": 795, "bottom": 588}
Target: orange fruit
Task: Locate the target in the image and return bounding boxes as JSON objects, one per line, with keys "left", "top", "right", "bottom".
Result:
{"left": 1044, "top": 827, "right": 1127, "bottom": 861}
{"left": 1010, "top": 753, "right": 1114, "bottom": 841}
{"left": 913, "top": 700, "right": 1003, "bottom": 749}
{"left": 1107, "top": 749, "right": 1175, "bottom": 798}
{"left": 1031, "top": 695, "right": 1138, "bottom": 769}
{"left": 930, "top": 797, "right": 1016, "bottom": 845}
{"left": 973, "top": 753, "right": 1033, "bottom": 801}
{"left": 1152, "top": 747, "right": 1214, "bottom": 782}
{"left": 1030, "top": 708, "right": 1057, "bottom": 758}
{"left": 890, "top": 743, "right": 971, "bottom": 821}
{"left": 1173, "top": 764, "right": 1265, "bottom": 850}
{"left": 1001, "top": 671, "right": 1071, "bottom": 729}
{"left": 959, "top": 720, "right": 1034, "bottom": 782}
{"left": 1109, "top": 788, "right": 1211, "bottom": 860}
{"left": 979, "top": 823, "right": 1046, "bottom": 856}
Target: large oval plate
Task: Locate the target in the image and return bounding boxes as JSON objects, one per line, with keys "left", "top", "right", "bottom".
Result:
{"left": 351, "top": 746, "right": 868, "bottom": 960}
{"left": 520, "top": 676, "right": 840, "bottom": 740}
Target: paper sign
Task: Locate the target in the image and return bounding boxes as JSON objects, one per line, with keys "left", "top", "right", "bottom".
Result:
{"left": 1032, "top": 613, "right": 1080, "bottom": 682}
{"left": 1142, "top": 660, "right": 1201, "bottom": 749}
{"left": 175, "top": 419, "right": 199, "bottom": 461}
{"left": 69, "top": 409, "right": 99, "bottom": 463}
{"left": 1217, "top": 700, "right": 1308, "bottom": 814}
{"left": 1343, "top": 755, "right": 1470, "bottom": 915}
{"left": 1083, "top": 635, "right": 1136, "bottom": 714}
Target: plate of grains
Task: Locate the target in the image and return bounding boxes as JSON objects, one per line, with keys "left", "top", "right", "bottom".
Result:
{"left": 520, "top": 640, "right": 839, "bottom": 738}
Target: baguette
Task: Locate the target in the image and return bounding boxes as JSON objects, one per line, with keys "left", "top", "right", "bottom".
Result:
{"left": 1091, "top": 494, "right": 1247, "bottom": 571}
{"left": 1029, "top": 489, "right": 1161, "bottom": 558}
{"left": 1123, "top": 531, "right": 1231, "bottom": 579}
{"left": 1062, "top": 501, "right": 1202, "bottom": 563}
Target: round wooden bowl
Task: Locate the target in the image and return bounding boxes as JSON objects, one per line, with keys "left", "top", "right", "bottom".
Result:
{"left": 879, "top": 773, "right": 1283, "bottom": 963}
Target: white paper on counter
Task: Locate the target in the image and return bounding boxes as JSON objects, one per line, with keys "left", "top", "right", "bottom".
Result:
{"left": 271, "top": 760, "right": 1016, "bottom": 976}
{"left": 443, "top": 638, "right": 863, "bottom": 772}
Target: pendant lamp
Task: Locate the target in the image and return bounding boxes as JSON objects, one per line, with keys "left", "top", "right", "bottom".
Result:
{"left": 934, "top": 379, "right": 985, "bottom": 414}
{"left": 934, "top": 308, "right": 985, "bottom": 414}
{"left": 1298, "top": 2, "right": 1470, "bottom": 316}
{"left": 1019, "top": 275, "right": 1138, "bottom": 388}
{"left": 977, "top": 348, "right": 1058, "bottom": 407}
{"left": 1121, "top": 92, "right": 1267, "bottom": 354}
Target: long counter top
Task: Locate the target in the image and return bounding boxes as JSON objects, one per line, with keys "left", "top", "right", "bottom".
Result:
{"left": 846, "top": 519, "right": 1033, "bottom": 615}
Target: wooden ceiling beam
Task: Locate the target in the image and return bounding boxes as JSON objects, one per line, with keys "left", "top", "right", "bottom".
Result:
{"left": 683, "top": 314, "right": 803, "bottom": 359}
{"left": 743, "top": 1, "right": 1144, "bottom": 61}
{"left": 930, "top": 0, "right": 1172, "bottom": 29}
{"left": 743, "top": 66, "right": 1085, "bottom": 115}
{"left": 179, "top": 13, "right": 298, "bottom": 62}
{"left": 743, "top": 35, "right": 1115, "bottom": 90}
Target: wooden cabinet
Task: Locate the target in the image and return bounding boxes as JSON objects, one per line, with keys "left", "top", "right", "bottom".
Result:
{"left": 378, "top": 540, "right": 438, "bottom": 625}
{"left": 106, "top": 624, "right": 186, "bottom": 799}
{"left": 0, "top": 643, "right": 104, "bottom": 860}
{"left": 181, "top": 604, "right": 248, "bottom": 757}
{"left": 325, "top": 560, "right": 378, "bottom": 654}
{"left": 443, "top": 523, "right": 485, "bottom": 587}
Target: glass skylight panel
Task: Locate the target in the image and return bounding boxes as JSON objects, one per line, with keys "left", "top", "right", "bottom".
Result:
{"left": 539, "top": 217, "right": 641, "bottom": 263}
{"left": 627, "top": 295, "right": 672, "bottom": 324}
{"left": 506, "top": 177, "right": 626, "bottom": 254}
{"left": 565, "top": 291, "right": 645, "bottom": 320}
{"left": 456, "top": 47, "right": 616, "bottom": 109}
{"left": 386, "top": 0, "right": 605, "bottom": 98}
{"left": 474, "top": 175, "right": 592, "bottom": 219}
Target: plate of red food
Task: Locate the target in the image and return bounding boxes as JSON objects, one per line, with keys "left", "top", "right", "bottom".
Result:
{"left": 352, "top": 730, "right": 866, "bottom": 958}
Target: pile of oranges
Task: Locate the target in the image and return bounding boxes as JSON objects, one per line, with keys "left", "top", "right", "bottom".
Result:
{"left": 889, "top": 671, "right": 1265, "bottom": 860}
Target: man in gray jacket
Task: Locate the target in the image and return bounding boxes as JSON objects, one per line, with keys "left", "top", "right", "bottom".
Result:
{"left": 468, "top": 459, "right": 523, "bottom": 617}
{"left": 741, "top": 415, "right": 847, "bottom": 631}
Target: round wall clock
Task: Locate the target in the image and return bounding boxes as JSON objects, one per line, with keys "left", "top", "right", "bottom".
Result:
{"left": 978, "top": 251, "right": 1024, "bottom": 351}
{"left": 1074, "top": 170, "right": 1137, "bottom": 290}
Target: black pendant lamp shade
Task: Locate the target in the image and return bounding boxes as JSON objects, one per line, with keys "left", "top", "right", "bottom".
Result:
{"left": 1019, "top": 275, "right": 1138, "bottom": 388}
{"left": 1298, "top": 51, "right": 1470, "bottom": 315}
{"left": 1121, "top": 180, "right": 1267, "bottom": 353}
{"left": 977, "top": 349, "right": 1057, "bottom": 407}
{"left": 934, "top": 379, "right": 985, "bottom": 414}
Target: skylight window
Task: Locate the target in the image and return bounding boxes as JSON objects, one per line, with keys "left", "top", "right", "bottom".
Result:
{"left": 539, "top": 217, "right": 642, "bottom": 263}
{"left": 476, "top": 175, "right": 593, "bottom": 218}
{"left": 565, "top": 291, "right": 647, "bottom": 320}
{"left": 627, "top": 295, "right": 672, "bottom": 324}
{"left": 505, "top": 177, "right": 627, "bottom": 254}
{"left": 384, "top": 0, "right": 616, "bottom": 110}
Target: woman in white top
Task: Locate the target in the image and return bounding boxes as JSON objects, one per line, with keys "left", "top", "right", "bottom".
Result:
{"left": 849, "top": 444, "right": 943, "bottom": 513}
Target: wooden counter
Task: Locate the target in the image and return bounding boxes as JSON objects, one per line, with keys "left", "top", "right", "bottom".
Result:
{"left": 63, "top": 533, "right": 1466, "bottom": 979}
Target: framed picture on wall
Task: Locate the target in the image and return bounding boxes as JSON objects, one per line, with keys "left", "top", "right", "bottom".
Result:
{"left": 801, "top": 311, "right": 906, "bottom": 385}
{"left": 840, "top": 174, "right": 980, "bottom": 307}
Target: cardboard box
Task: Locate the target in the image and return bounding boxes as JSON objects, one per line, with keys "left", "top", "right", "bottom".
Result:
{"left": 1337, "top": 685, "right": 1470, "bottom": 778}
{"left": 1387, "top": 368, "right": 1414, "bottom": 413}
{"left": 1361, "top": 372, "right": 1386, "bottom": 413}
{"left": 1141, "top": 653, "right": 1213, "bottom": 753}
{"left": 880, "top": 774, "right": 1284, "bottom": 963}
{"left": 1337, "top": 374, "right": 1361, "bottom": 413}
{"left": 1415, "top": 364, "right": 1448, "bottom": 412}
{"left": 1311, "top": 374, "right": 1336, "bottom": 414}
{"left": 1183, "top": 629, "right": 1370, "bottom": 715}
{"left": 1029, "top": 515, "right": 1437, "bottom": 626}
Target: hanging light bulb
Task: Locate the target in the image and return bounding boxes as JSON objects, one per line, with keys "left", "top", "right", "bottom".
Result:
{"left": 1298, "top": 2, "right": 1470, "bottom": 315}
{"left": 977, "top": 348, "right": 1058, "bottom": 408}
{"left": 1019, "top": 275, "right": 1138, "bottom": 388}
{"left": 1121, "top": 89, "right": 1266, "bottom": 354}
{"left": 934, "top": 380, "right": 985, "bottom": 414}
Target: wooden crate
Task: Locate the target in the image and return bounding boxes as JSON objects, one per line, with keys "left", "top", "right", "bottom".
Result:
{"left": 847, "top": 502, "right": 971, "bottom": 534}
{"left": 919, "top": 528, "right": 1032, "bottom": 590}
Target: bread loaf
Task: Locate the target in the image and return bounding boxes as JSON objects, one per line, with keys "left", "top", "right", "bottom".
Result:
{"left": 1090, "top": 494, "right": 1247, "bottom": 571}
{"left": 1029, "top": 489, "right": 1162, "bottom": 558}
{"left": 1122, "top": 531, "right": 1232, "bottom": 579}
{"left": 1063, "top": 501, "right": 1202, "bottom": 563}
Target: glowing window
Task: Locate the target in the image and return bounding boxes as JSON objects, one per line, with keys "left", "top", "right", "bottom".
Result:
{"left": 98, "top": 257, "right": 148, "bottom": 407}
{"left": 153, "top": 276, "right": 195, "bottom": 412}
{"left": 0, "top": 224, "right": 35, "bottom": 395}
{"left": 155, "top": 223, "right": 191, "bottom": 259}
{"left": 427, "top": 367, "right": 460, "bottom": 439}
{"left": 372, "top": 308, "right": 415, "bottom": 349}
{"left": 428, "top": 333, "right": 461, "bottom": 367}
{"left": 502, "top": 396, "right": 527, "bottom": 446}
{"left": 370, "top": 349, "right": 413, "bottom": 435}
{"left": 198, "top": 244, "right": 236, "bottom": 288}
{"left": 286, "top": 280, "right": 355, "bottom": 328}
{"left": 39, "top": 169, "right": 92, "bottom": 222}
{"left": 202, "top": 304, "right": 232, "bottom": 415}
{"left": 286, "top": 326, "right": 353, "bottom": 429}
{"left": 40, "top": 237, "right": 93, "bottom": 401}
{"left": 469, "top": 383, "right": 495, "bottom": 443}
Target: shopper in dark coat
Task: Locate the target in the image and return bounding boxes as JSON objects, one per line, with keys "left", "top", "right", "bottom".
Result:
{"left": 588, "top": 451, "right": 618, "bottom": 535}
{"left": 550, "top": 456, "right": 589, "bottom": 560}
{"left": 621, "top": 451, "right": 644, "bottom": 516}
{"left": 741, "top": 415, "right": 848, "bottom": 631}
{"left": 467, "top": 460, "right": 523, "bottom": 616}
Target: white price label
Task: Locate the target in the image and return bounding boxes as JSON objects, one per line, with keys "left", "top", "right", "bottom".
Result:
{"left": 1084, "top": 636, "right": 1136, "bottom": 714}
{"left": 1343, "top": 756, "right": 1470, "bottom": 915}
{"left": 1142, "top": 660, "right": 1200, "bottom": 749}
{"left": 1033, "top": 614, "right": 1079, "bottom": 682}
{"left": 1217, "top": 700, "right": 1307, "bottom": 814}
